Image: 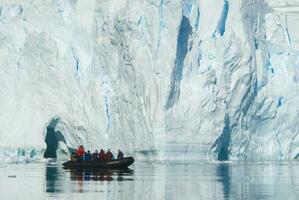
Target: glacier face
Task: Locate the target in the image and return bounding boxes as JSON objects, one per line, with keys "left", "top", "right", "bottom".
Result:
{"left": 0, "top": 0, "right": 299, "bottom": 162}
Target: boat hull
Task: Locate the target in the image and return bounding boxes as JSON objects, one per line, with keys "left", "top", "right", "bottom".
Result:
{"left": 62, "top": 157, "right": 134, "bottom": 169}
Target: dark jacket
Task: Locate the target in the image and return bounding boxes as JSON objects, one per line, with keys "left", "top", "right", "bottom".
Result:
{"left": 84, "top": 152, "right": 92, "bottom": 161}
{"left": 92, "top": 152, "right": 99, "bottom": 161}
{"left": 117, "top": 151, "right": 124, "bottom": 159}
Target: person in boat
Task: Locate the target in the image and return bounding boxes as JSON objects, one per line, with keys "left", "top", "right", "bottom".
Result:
{"left": 99, "top": 149, "right": 106, "bottom": 161}
{"left": 92, "top": 150, "right": 99, "bottom": 161}
{"left": 105, "top": 149, "right": 113, "bottom": 161}
{"left": 76, "top": 145, "right": 85, "bottom": 161}
{"left": 117, "top": 149, "right": 124, "bottom": 160}
{"left": 111, "top": 153, "right": 115, "bottom": 160}
{"left": 70, "top": 152, "right": 78, "bottom": 162}
{"left": 84, "top": 150, "right": 92, "bottom": 162}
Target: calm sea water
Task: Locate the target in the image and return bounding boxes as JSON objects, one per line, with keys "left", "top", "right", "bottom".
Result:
{"left": 1, "top": 160, "right": 299, "bottom": 200}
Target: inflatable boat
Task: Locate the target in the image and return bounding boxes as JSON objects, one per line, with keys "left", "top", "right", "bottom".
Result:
{"left": 62, "top": 157, "right": 134, "bottom": 169}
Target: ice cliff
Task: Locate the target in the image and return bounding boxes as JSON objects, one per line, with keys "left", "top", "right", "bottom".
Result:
{"left": 0, "top": 0, "right": 299, "bottom": 162}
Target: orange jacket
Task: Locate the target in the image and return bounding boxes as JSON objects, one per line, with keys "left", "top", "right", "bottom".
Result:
{"left": 76, "top": 147, "right": 85, "bottom": 157}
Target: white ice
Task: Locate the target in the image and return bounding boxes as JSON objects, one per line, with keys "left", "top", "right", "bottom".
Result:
{"left": 0, "top": 0, "right": 299, "bottom": 162}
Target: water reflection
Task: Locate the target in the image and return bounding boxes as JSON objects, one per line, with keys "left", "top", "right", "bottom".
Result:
{"left": 45, "top": 164, "right": 65, "bottom": 193}
{"left": 18, "top": 161, "right": 295, "bottom": 199}
{"left": 68, "top": 168, "right": 134, "bottom": 182}
{"left": 67, "top": 168, "right": 134, "bottom": 193}
{"left": 216, "top": 163, "right": 231, "bottom": 199}
{"left": 45, "top": 164, "right": 134, "bottom": 194}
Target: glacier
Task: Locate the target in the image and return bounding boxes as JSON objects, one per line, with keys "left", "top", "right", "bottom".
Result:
{"left": 0, "top": 0, "right": 299, "bottom": 162}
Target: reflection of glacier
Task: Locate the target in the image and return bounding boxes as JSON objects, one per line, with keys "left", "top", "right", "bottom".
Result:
{"left": 0, "top": 0, "right": 299, "bottom": 162}
{"left": 3, "top": 162, "right": 299, "bottom": 200}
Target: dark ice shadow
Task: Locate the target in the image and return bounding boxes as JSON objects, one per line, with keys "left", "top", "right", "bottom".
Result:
{"left": 216, "top": 163, "right": 231, "bottom": 199}
{"left": 45, "top": 165, "right": 65, "bottom": 193}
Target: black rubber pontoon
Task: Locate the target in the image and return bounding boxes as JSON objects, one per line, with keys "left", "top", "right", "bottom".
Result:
{"left": 62, "top": 157, "right": 134, "bottom": 169}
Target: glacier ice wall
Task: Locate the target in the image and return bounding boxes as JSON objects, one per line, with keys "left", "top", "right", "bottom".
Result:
{"left": 0, "top": 0, "right": 299, "bottom": 161}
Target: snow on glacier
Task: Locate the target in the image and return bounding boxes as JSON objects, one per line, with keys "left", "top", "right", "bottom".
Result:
{"left": 0, "top": 0, "right": 299, "bottom": 162}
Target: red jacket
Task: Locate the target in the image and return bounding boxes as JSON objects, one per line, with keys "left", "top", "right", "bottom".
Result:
{"left": 99, "top": 151, "right": 106, "bottom": 160}
{"left": 76, "top": 147, "right": 85, "bottom": 157}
